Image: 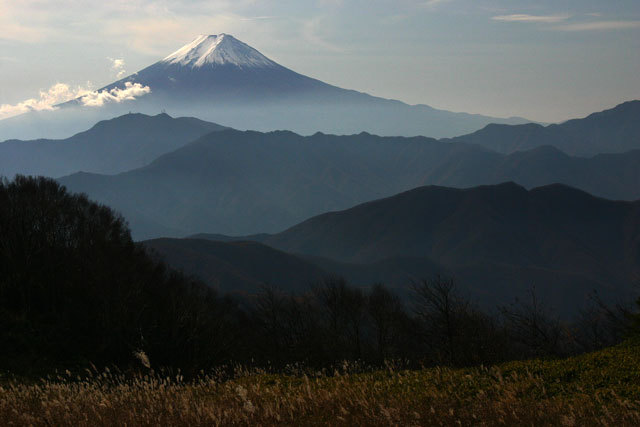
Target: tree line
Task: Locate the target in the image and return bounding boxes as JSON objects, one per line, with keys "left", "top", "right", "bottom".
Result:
{"left": 0, "top": 176, "right": 636, "bottom": 376}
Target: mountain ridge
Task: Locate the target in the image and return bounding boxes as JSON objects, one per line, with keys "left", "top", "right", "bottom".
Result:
{"left": 0, "top": 112, "right": 227, "bottom": 178}
{"left": 0, "top": 34, "right": 531, "bottom": 140}
{"left": 449, "top": 100, "right": 640, "bottom": 156}
{"left": 58, "top": 122, "right": 640, "bottom": 239}
{"left": 152, "top": 182, "right": 640, "bottom": 315}
{"left": 161, "top": 34, "right": 279, "bottom": 69}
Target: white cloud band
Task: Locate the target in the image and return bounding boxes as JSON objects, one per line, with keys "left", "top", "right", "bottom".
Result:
{"left": 0, "top": 82, "right": 151, "bottom": 120}
{"left": 109, "top": 57, "right": 127, "bottom": 78}
{"left": 80, "top": 82, "right": 151, "bottom": 107}
{"left": 554, "top": 20, "right": 640, "bottom": 32}
{"left": 492, "top": 14, "right": 570, "bottom": 24}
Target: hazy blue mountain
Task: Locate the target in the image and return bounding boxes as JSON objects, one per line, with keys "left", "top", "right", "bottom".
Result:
{"left": 448, "top": 100, "right": 640, "bottom": 156}
{"left": 57, "top": 130, "right": 492, "bottom": 238}
{"left": 424, "top": 145, "right": 640, "bottom": 201}
{"left": 145, "top": 236, "right": 446, "bottom": 296}
{"left": 157, "top": 183, "right": 640, "bottom": 315}
{"left": 143, "top": 238, "right": 328, "bottom": 294}
{"left": 254, "top": 182, "right": 640, "bottom": 313}
{"left": 58, "top": 128, "right": 640, "bottom": 240}
{"left": 0, "top": 113, "right": 226, "bottom": 178}
{"left": 262, "top": 182, "right": 637, "bottom": 264}
{"left": 0, "top": 34, "right": 528, "bottom": 140}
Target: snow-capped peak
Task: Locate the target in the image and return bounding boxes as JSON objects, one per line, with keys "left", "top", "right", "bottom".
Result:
{"left": 161, "top": 34, "right": 278, "bottom": 69}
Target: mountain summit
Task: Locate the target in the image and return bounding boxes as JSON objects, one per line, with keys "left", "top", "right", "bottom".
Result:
{"left": 1, "top": 33, "right": 530, "bottom": 140}
{"left": 161, "top": 34, "right": 277, "bottom": 69}
{"left": 93, "top": 34, "right": 530, "bottom": 137}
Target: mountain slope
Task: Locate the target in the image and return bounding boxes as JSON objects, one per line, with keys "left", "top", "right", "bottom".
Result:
{"left": 58, "top": 128, "right": 640, "bottom": 240}
{"left": 143, "top": 238, "right": 328, "bottom": 294}
{"left": 56, "top": 130, "right": 494, "bottom": 238}
{"left": 159, "top": 183, "right": 640, "bottom": 315}
{"left": 263, "top": 182, "right": 638, "bottom": 264}
{"left": 427, "top": 145, "right": 640, "bottom": 201}
{"left": 256, "top": 182, "right": 640, "bottom": 312}
{"left": 449, "top": 100, "right": 640, "bottom": 156}
{"left": 0, "top": 34, "right": 528, "bottom": 140}
{"left": 0, "top": 113, "right": 226, "bottom": 178}
{"left": 145, "top": 236, "right": 446, "bottom": 296}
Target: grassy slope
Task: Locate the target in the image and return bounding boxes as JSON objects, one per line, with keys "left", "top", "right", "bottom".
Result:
{"left": 2, "top": 340, "right": 640, "bottom": 425}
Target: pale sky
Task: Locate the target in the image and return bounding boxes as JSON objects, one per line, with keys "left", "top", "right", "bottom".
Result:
{"left": 0, "top": 0, "right": 639, "bottom": 123}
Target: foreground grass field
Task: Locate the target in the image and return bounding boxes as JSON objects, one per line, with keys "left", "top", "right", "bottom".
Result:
{"left": 2, "top": 340, "right": 640, "bottom": 426}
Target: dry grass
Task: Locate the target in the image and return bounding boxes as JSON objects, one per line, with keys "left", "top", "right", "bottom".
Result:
{"left": 2, "top": 342, "right": 640, "bottom": 426}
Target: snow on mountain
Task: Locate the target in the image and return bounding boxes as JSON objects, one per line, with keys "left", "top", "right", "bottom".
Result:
{"left": 161, "top": 34, "right": 278, "bottom": 69}
{"left": 0, "top": 33, "right": 533, "bottom": 140}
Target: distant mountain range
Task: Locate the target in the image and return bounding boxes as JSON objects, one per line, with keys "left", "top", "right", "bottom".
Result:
{"left": 4, "top": 99, "right": 639, "bottom": 183}
{"left": 259, "top": 182, "right": 640, "bottom": 313}
{"left": 58, "top": 127, "right": 640, "bottom": 240}
{"left": 0, "top": 34, "right": 529, "bottom": 140}
{"left": 143, "top": 238, "right": 327, "bottom": 294}
{"left": 2, "top": 95, "right": 638, "bottom": 242}
{"left": 449, "top": 100, "right": 640, "bottom": 156}
{"left": 144, "top": 237, "right": 445, "bottom": 296}
{"left": 147, "top": 182, "right": 640, "bottom": 316}
{"left": 0, "top": 113, "right": 226, "bottom": 178}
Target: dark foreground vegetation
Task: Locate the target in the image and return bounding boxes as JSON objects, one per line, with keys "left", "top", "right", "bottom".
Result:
{"left": 2, "top": 340, "right": 640, "bottom": 425}
{"left": 2, "top": 176, "right": 640, "bottom": 424}
{"left": 1, "top": 176, "right": 639, "bottom": 378}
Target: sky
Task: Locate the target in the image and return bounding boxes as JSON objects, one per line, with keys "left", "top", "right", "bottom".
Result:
{"left": 0, "top": 0, "right": 639, "bottom": 123}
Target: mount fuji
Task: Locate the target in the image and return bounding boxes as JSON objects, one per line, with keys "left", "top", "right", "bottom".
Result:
{"left": 95, "top": 34, "right": 341, "bottom": 104}
{"left": 1, "top": 34, "right": 530, "bottom": 140}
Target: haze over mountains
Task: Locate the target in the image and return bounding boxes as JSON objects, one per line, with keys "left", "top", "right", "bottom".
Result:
{"left": 55, "top": 100, "right": 640, "bottom": 240}
{"left": 449, "top": 100, "right": 640, "bottom": 156}
{"left": 0, "top": 34, "right": 529, "bottom": 140}
{"left": 259, "top": 182, "right": 640, "bottom": 312}
{"left": 146, "top": 182, "right": 640, "bottom": 315}
{"left": 143, "top": 238, "right": 328, "bottom": 295}
{"left": 3, "top": 99, "right": 638, "bottom": 183}
{"left": 145, "top": 236, "right": 445, "bottom": 297}
{"left": 0, "top": 113, "right": 226, "bottom": 178}
{"left": 0, "top": 33, "right": 638, "bottom": 320}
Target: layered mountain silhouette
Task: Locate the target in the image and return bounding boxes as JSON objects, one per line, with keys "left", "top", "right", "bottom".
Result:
{"left": 58, "top": 125, "right": 640, "bottom": 239}
{"left": 144, "top": 237, "right": 445, "bottom": 296}
{"left": 143, "top": 238, "right": 328, "bottom": 294}
{"left": 179, "top": 183, "right": 640, "bottom": 315}
{"left": 5, "top": 98, "right": 638, "bottom": 183}
{"left": 449, "top": 100, "right": 640, "bottom": 156}
{"left": 260, "top": 182, "right": 639, "bottom": 265}
{"left": 0, "top": 113, "right": 226, "bottom": 178}
{"left": 0, "top": 34, "right": 528, "bottom": 140}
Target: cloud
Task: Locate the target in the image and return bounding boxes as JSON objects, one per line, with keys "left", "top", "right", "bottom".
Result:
{"left": 0, "top": 1, "right": 269, "bottom": 53}
{"left": 0, "top": 81, "right": 151, "bottom": 119}
{"left": 492, "top": 14, "right": 570, "bottom": 24}
{"left": 80, "top": 82, "right": 151, "bottom": 107}
{"left": 109, "top": 57, "right": 127, "bottom": 78}
{"left": 421, "top": 0, "right": 452, "bottom": 8}
{"left": 103, "top": 14, "right": 244, "bottom": 56}
{"left": 239, "top": 16, "right": 278, "bottom": 21}
{"left": 301, "top": 16, "right": 346, "bottom": 53}
{"left": 554, "top": 20, "right": 640, "bottom": 32}
{"left": 491, "top": 13, "right": 640, "bottom": 32}
{"left": 0, "top": 83, "right": 93, "bottom": 119}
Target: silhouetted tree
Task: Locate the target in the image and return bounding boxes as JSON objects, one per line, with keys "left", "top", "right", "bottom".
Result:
{"left": 412, "top": 276, "right": 467, "bottom": 364}
{"left": 412, "top": 276, "right": 509, "bottom": 365}
{"left": 500, "top": 287, "right": 567, "bottom": 357}
{"left": 0, "top": 176, "right": 625, "bottom": 374}
{"left": 312, "top": 277, "right": 367, "bottom": 360}
{"left": 367, "top": 284, "right": 412, "bottom": 361}
{"left": 0, "top": 176, "right": 242, "bottom": 375}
